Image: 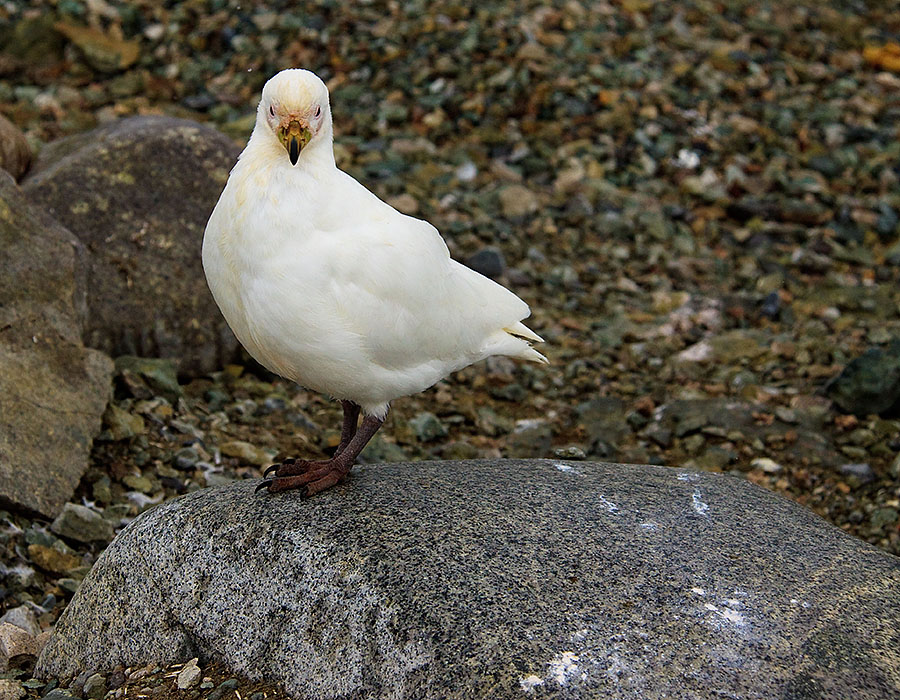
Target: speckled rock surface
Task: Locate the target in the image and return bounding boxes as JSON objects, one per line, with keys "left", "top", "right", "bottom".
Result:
{"left": 37, "top": 460, "right": 900, "bottom": 699}
{"left": 22, "top": 116, "right": 240, "bottom": 375}
{"left": 0, "top": 172, "right": 113, "bottom": 517}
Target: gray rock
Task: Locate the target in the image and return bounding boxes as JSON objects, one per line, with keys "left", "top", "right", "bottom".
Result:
{"left": 23, "top": 116, "right": 241, "bottom": 376}
{"left": 113, "top": 356, "right": 183, "bottom": 403}
{"left": 0, "top": 606, "right": 40, "bottom": 638}
{"left": 837, "top": 463, "right": 875, "bottom": 485}
{"left": 576, "top": 397, "right": 629, "bottom": 455}
{"left": 37, "top": 461, "right": 900, "bottom": 699}
{"left": 408, "top": 411, "right": 448, "bottom": 442}
{"left": 0, "top": 679, "right": 24, "bottom": 700}
{"left": 506, "top": 420, "right": 553, "bottom": 457}
{"left": 81, "top": 674, "right": 105, "bottom": 700}
{"left": 464, "top": 247, "right": 506, "bottom": 279}
{"left": 0, "top": 621, "right": 39, "bottom": 670}
{"left": 176, "top": 659, "right": 200, "bottom": 690}
{"left": 826, "top": 339, "right": 900, "bottom": 416}
{"left": 51, "top": 504, "right": 115, "bottom": 544}
{"left": 0, "top": 172, "right": 113, "bottom": 518}
{"left": 99, "top": 403, "right": 144, "bottom": 441}
{"left": 41, "top": 690, "right": 72, "bottom": 700}
{"left": 0, "top": 115, "right": 31, "bottom": 181}
{"left": 497, "top": 184, "right": 539, "bottom": 218}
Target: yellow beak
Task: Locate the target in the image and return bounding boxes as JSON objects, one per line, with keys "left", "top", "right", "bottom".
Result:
{"left": 277, "top": 118, "right": 312, "bottom": 165}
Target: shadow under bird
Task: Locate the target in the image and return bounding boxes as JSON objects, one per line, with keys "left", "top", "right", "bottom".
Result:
{"left": 202, "top": 68, "right": 547, "bottom": 496}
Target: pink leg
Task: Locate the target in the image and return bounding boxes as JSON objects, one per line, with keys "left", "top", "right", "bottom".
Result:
{"left": 263, "top": 400, "right": 360, "bottom": 478}
{"left": 256, "top": 413, "right": 384, "bottom": 497}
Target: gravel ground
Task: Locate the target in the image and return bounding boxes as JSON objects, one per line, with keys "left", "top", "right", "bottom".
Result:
{"left": 2, "top": 0, "right": 900, "bottom": 695}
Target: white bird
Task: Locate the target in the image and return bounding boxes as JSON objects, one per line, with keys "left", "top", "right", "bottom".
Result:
{"left": 202, "top": 69, "right": 547, "bottom": 496}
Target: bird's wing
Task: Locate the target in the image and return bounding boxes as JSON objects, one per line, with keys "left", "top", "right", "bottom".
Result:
{"left": 318, "top": 177, "right": 537, "bottom": 371}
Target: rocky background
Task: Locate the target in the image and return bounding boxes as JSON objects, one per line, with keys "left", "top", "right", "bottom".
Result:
{"left": 1, "top": 0, "right": 900, "bottom": 697}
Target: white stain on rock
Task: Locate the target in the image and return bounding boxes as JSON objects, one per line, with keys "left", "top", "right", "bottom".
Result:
{"left": 704, "top": 602, "right": 746, "bottom": 628}
{"left": 520, "top": 650, "right": 584, "bottom": 693}
{"left": 555, "top": 463, "right": 581, "bottom": 475}
{"left": 518, "top": 674, "right": 544, "bottom": 692}
{"left": 597, "top": 495, "right": 620, "bottom": 514}
{"left": 677, "top": 472, "right": 699, "bottom": 482}
{"left": 692, "top": 489, "right": 710, "bottom": 517}
{"left": 549, "top": 651, "right": 581, "bottom": 685}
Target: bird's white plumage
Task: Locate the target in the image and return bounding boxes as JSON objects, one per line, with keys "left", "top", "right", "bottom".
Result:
{"left": 203, "top": 69, "right": 546, "bottom": 418}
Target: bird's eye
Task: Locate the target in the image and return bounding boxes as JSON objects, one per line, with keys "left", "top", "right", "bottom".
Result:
{"left": 269, "top": 104, "right": 275, "bottom": 117}
{"left": 315, "top": 105, "right": 321, "bottom": 118}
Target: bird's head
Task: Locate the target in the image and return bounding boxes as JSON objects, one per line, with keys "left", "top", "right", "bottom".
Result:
{"left": 258, "top": 69, "right": 331, "bottom": 165}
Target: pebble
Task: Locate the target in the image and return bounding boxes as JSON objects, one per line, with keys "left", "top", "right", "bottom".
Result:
{"left": 0, "top": 606, "right": 40, "bottom": 638}
{"left": 39, "top": 691, "right": 72, "bottom": 700}
{"left": 464, "top": 248, "right": 506, "bottom": 279}
{"left": 51, "top": 503, "right": 115, "bottom": 543}
{"left": 497, "top": 184, "right": 538, "bottom": 218}
{"left": 0, "top": 680, "right": 25, "bottom": 700}
{"left": 0, "top": 621, "right": 39, "bottom": 667}
{"left": 27, "top": 545, "right": 81, "bottom": 575}
{"left": 838, "top": 463, "right": 875, "bottom": 485}
{"left": 751, "top": 458, "right": 783, "bottom": 474}
{"left": 172, "top": 447, "right": 201, "bottom": 470}
{"left": 176, "top": 658, "right": 201, "bottom": 690}
{"left": 101, "top": 404, "right": 145, "bottom": 441}
{"left": 219, "top": 441, "right": 276, "bottom": 467}
{"left": 122, "top": 474, "right": 154, "bottom": 494}
{"left": 409, "top": 412, "right": 448, "bottom": 442}
{"left": 82, "top": 674, "right": 106, "bottom": 700}
{"left": 114, "top": 357, "right": 183, "bottom": 403}
{"left": 553, "top": 446, "right": 587, "bottom": 460}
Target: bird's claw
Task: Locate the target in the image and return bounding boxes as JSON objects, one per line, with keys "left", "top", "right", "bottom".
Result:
{"left": 255, "top": 477, "right": 309, "bottom": 497}
{"left": 263, "top": 457, "right": 301, "bottom": 478}
{"left": 255, "top": 479, "right": 274, "bottom": 494}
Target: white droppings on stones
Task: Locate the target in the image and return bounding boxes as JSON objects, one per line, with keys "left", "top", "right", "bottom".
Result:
{"left": 704, "top": 602, "right": 747, "bottom": 629}
{"left": 548, "top": 651, "right": 581, "bottom": 686}
{"left": 518, "top": 674, "right": 544, "bottom": 692}
{"left": 691, "top": 587, "right": 706, "bottom": 596}
{"left": 677, "top": 472, "right": 700, "bottom": 482}
{"left": 554, "top": 463, "right": 580, "bottom": 475}
{"left": 639, "top": 521, "right": 659, "bottom": 532}
{"left": 597, "top": 495, "right": 620, "bottom": 514}
{"left": 692, "top": 489, "right": 710, "bottom": 517}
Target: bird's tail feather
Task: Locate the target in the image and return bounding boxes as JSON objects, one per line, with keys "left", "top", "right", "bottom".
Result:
{"left": 481, "top": 326, "right": 549, "bottom": 365}
{"left": 505, "top": 321, "right": 544, "bottom": 343}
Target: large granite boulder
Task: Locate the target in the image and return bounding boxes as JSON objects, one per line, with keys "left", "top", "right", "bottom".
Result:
{"left": 23, "top": 116, "right": 241, "bottom": 376}
{"left": 36, "top": 460, "right": 900, "bottom": 699}
{"left": 0, "top": 172, "right": 113, "bottom": 517}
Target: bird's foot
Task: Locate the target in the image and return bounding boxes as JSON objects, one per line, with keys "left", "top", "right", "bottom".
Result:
{"left": 256, "top": 459, "right": 351, "bottom": 497}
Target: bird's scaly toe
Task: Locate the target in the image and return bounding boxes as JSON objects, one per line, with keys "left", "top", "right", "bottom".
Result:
{"left": 263, "top": 464, "right": 350, "bottom": 496}
{"left": 263, "top": 458, "right": 331, "bottom": 478}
